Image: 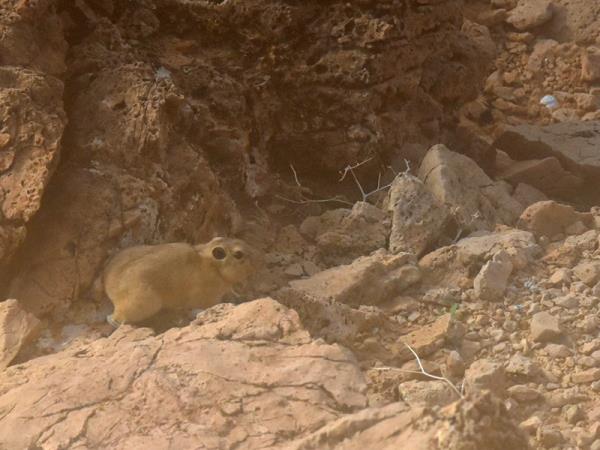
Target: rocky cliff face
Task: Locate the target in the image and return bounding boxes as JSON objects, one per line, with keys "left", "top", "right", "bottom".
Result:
{"left": 2, "top": 0, "right": 486, "bottom": 316}
{"left": 7, "top": 1, "right": 600, "bottom": 449}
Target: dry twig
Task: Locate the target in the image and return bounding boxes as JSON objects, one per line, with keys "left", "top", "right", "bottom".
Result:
{"left": 403, "top": 342, "right": 464, "bottom": 399}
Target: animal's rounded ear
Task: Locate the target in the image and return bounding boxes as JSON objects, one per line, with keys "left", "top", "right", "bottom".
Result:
{"left": 212, "top": 247, "right": 227, "bottom": 260}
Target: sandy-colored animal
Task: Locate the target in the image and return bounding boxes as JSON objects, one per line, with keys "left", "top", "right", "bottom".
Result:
{"left": 103, "top": 237, "right": 259, "bottom": 327}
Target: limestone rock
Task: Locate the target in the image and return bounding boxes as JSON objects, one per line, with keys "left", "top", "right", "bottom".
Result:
{"left": 0, "top": 299, "right": 368, "bottom": 449}
{"left": 0, "top": 67, "right": 65, "bottom": 270}
{"left": 474, "top": 251, "right": 513, "bottom": 301}
{"left": 549, "top": 268, "right": 572, "bottom": 286}
{"left": 420, "top": 228, "right": 539, "bottom": 287}
{"left": 398, "top": 380, "right": 456, "bottom": 407}
{"left": 288, "top": 251, "right": 420, "bottom": 307}
{"left": 300, "top": 202, "right": 390, "bottom": 266}
{"left": 418, "top": 144, "right": 522, "bottom": 233}
{"left": 505, "top": 354, "right": 540, "bottom": 378}
{"left": 518, "top": 201, "right": 594, "bottom": 239}
{"left": 573, "top": 261, "right": 600, "bottom": 286}
{"left": 494, "top": 122, "right": 600, "bottom": 187}
{"left": 530, "top": 312, "right": 562, "bottom": 343}
{"left": 582, "top": 47, "right": 600, "bottom": 82}
{"left": 465, "top": 359, "right": 506, "bottom": 395}
{"left": 446, "top": 351, "right": 466, "bottom": 378}
{"left": 508, "top": 385, "right": 541, "bottom": 402}
{"left": 0, "top": 299, "right": 41, "bottom": 369}
{"left": 284, "top": 393, "right": 529, "bottom": 450}
{"left": 512, "top": 183, "right": 548, "bottom": 208}
{"left": 387, "top": 174, "right": 449, "bottom": 257}
{"left": 572, "top": 368, "right": 600, "bottom": 384}
{"left": 0, "top": 0, "right": 67, "bottom": 272}
{"left": 400, "top": 314, "right": 460, "bottom": 360}
{"left": 506, "top": 0, "right": 554, "bottom": 31}
{"left": 498, "top": 157, "right": 583, "bottom": 198}
{"left": 275, "top": 288, "right": 408, "bottom": 365}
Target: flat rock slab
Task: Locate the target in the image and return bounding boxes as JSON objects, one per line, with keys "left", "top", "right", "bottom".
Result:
{"left": 494, "top": 121, "right": 600, "bottom": 179}
{"left": 288, "top": 251, "right": 420, "bottom": 307}
{"left": 282, "top": 393, "right": 528, "bottom": 450}
{"left": 498, "top": 157, "right": 584, "bottom": 197}
{"left": 0, "top": 299, "right": 368, "bottom": 450}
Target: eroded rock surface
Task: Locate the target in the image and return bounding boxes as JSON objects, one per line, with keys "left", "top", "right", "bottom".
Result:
{"left": 0, "top": 0, "right": 67, "bottom": 271}
{"left": 283, "top": 393, "right": 529, "bottom": 450}
{"left": 0, "top": 299, "right": 368, "bottom": 449}
{"left": 494, "top": 122, "right": 600, "bottom": 202}
{"left": 0, "top": 299, "right": 41, "bottom": 369}
{"left": 418, "top": 144, "right": 523, "bottom": 233}
{"left": 387, "top": 173, "right": 450, "bottom": 257}
{"left": 288, "top": 251, "right": 420, "bottom": 307}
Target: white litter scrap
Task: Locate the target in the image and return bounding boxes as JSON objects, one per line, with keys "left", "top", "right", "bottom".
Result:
{"left": 540, "top": 94, "right": 559, "bottom": 110}
{"left": 155, "top": 66, "right": 172, "bottom": 80}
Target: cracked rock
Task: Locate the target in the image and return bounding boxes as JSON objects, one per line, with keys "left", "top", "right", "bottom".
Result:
{"left": 418, "top": 144, "right": 523, "bottom": 233}
{"left": 0, "top": 298, "right": 368, "bottom": 449}
{"left": 0, "top": 299, "right": 41, "bottom": 369}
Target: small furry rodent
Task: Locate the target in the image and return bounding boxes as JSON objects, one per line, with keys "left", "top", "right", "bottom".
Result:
{"left": 103, "top": 237, "right": 259, "bottom": 327}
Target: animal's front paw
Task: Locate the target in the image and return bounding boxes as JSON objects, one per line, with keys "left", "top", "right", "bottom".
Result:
{"left": 106, "top": 314, "right": 122, "bottom": 328}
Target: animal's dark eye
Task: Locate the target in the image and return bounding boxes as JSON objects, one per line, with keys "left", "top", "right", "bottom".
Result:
{"left": 212, "top": 247, "right": 227, "bottom": 260}
{"left": 233, "top": 250, "right": 244, "bottom": 260}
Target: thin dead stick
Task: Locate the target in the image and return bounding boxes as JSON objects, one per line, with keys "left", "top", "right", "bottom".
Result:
{"left": 289, "top": 164, "right": 302, "bottom": 187}
{"left": 403, "top": 342, "right": 464, "bottom": 399}
{"left": 339, "top": 156, "right": 396, "bottom": 202}
{"left": 369, "top": 367, "right": 429, "bottom": 376}
{"left": 338, "top": 157, "right": 374, "bottom": 182}
{"left": 274, "top": 194, "right": 354, "bottom": 207}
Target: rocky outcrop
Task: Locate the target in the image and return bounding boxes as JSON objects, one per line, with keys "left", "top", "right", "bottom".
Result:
{"left": 0, "top": 299, "right": 368, "bottom": 449}
{"left": 6, "top": 0, "right": 487, "bottom": 317}
{"left": 283, "top": 393, "right": 529, "bottom": 450}
{"left": 0, "top": 2, "right": 67, "bottom": 271}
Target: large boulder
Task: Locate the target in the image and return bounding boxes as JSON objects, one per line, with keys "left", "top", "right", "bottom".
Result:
{"left": 0, "top": 299, "right": 368, "bottom": 449}
{"left": 418, "top": 145, "right": 523, "bottom": 233}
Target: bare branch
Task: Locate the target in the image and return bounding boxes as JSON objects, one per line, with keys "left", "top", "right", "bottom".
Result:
{"left": 338, "top": 157, "right": 374, "bottom": 182}
{"left": 403, "top": 343, "right": 464, "bottom": 399}
{"left": 274, "top": 194, "right": 354, "bottom": 207}
{"left": 289, "top": 164, "right": 302, "bottom": 187}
